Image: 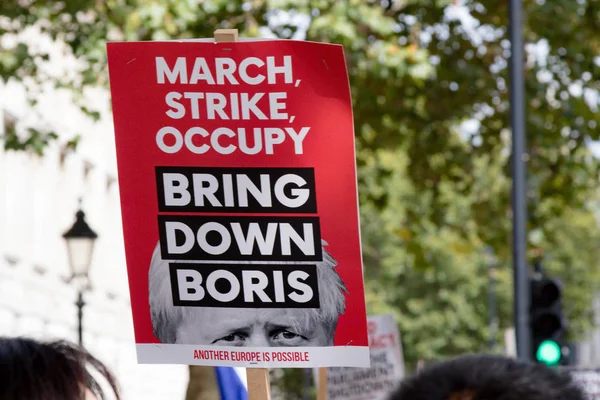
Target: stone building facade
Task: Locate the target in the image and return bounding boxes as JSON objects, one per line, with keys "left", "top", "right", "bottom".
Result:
{"left": 0, "top": 80, "right": 189, "bottom": 399}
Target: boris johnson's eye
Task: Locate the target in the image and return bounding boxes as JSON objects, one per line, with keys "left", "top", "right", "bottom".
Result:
{"left": 281, "top": 331, "right": 299, "bottom": 339}
{"left": 270, "top": 328, "right": 307, "bottom": 345}
{"left": 212, "top": 333, "right": 247, "bottom": 345}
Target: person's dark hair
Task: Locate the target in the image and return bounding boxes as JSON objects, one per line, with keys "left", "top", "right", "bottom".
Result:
{"left": 388, "top": 354, "right": 585, "bottom": 400}
{"left": 0, "top": 337, "right": 120, "bottom": 400}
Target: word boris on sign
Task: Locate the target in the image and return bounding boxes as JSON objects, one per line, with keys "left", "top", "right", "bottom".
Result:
{"left": 171, "top": 263, "right": 319, "bottom": 307}
{"left": 107, "top": 38, "right": 369, "bottom": 369}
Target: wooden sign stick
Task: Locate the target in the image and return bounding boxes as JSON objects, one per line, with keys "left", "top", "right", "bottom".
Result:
{"left": 213, "top": 28, "right": 271, "bottom": 400}
{"left": 317, "top": 367, "right": 328, "bottom": 400}
{"left": 214, "top": 28, "right": 239, "bottom": 43}
{"left": 246, "top": 368, "right": 272, "bottom": 400}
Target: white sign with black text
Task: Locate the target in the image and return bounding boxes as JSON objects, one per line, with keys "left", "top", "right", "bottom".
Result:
{"left": 570, "top": 369, "right": 600, "bottom": 400}
{"left": 326, "top": 314, "right": 405, "bottom": 400}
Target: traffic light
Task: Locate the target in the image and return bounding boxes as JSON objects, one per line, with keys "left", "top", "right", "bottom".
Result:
{"left": 530, "top": 275, "right": 566, "bottom": 366}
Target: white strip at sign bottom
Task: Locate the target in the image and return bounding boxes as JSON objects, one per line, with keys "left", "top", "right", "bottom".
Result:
{"left": 136, "top": 344, "right": 371, "bottom": 368}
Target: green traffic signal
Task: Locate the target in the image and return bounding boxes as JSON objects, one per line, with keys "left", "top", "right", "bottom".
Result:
{"left": 530, "top": 274, "right": 566, "bottom": 365}
{"left": 536, "top": 340, "right": 561, "bottom": 365}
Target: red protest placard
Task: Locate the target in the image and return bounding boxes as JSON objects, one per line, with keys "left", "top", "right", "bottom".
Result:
{"left": 107, "top": 39, "right": 369, "bottom": 368}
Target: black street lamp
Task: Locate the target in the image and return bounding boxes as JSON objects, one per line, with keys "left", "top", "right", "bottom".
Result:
{"left": 63, "top": 204, "right": 98, "bottom": 347}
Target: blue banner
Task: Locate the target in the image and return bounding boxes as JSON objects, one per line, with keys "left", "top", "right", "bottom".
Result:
{"left": 215, "top": 367, "right": 248, "bottom": 400}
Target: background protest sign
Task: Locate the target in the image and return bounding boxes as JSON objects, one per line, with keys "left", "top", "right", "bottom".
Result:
{"left": 106, "top": 38, "right": 369, "bottom": 368}
{"left": 324, "top": 314, "right": 405, "bottom": 400}
{"left": 568, "top": 369, "right": 600, "bottom": 400}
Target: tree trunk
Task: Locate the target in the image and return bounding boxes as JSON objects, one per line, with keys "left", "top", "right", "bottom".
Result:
{"left": 185, "top": 366, "right": 221, "bottom": 400}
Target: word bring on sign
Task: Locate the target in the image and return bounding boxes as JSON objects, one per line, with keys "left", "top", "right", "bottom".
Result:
{"left": 106, "top": 38, "right": 369, "bottom": 368}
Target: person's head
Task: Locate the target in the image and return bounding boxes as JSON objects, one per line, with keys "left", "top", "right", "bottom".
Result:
{"left": 149, "top": 240, "right": 347, "bottom": 346}
{"left": 0, "top": 337, "right": 120, "bottom": 400}
{"left": 389, "top": 354, "right": 585, "bottom": 400}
